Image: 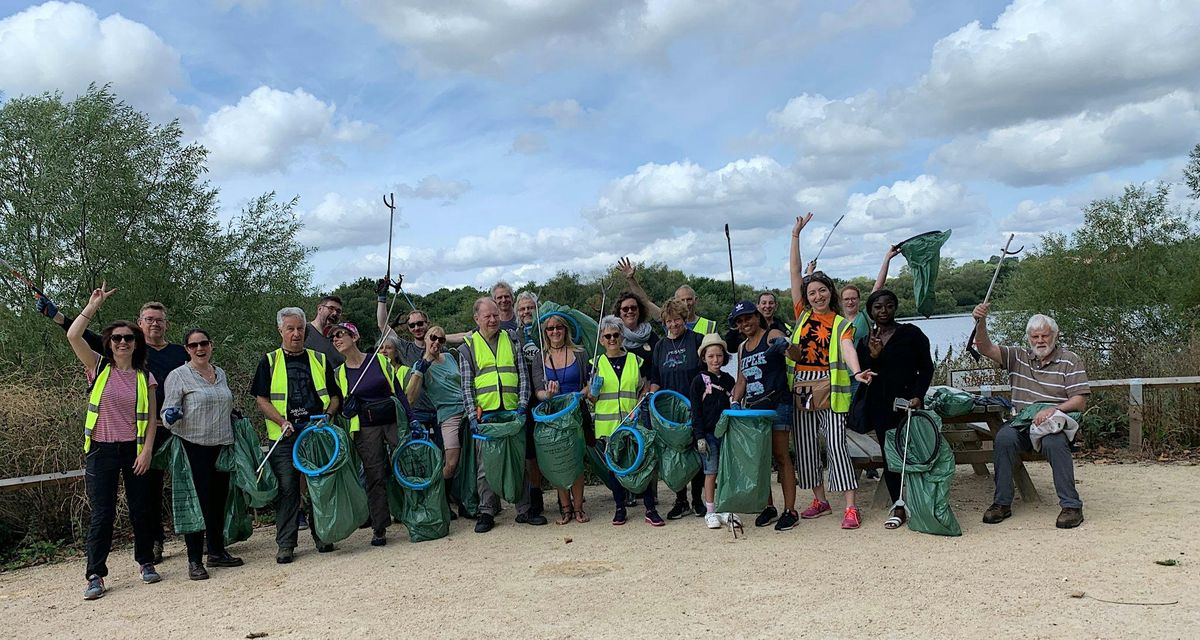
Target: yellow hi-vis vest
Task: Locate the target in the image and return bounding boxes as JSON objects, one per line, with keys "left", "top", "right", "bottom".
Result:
{"left": 593, "top": 352, "right": 641, "bottom": 438}
{"left": 690, "top": 316, "right": 716, "bottom": 335}
{"left": 470, "top": 331, "right": 519, "bottom": 412}
{"left": 266, "top": 348, "right": 330, "bottom": 439}
{"left": 785, "top": 310, "right": 853, "bottom": 413}
{"left": 334, "top": 353, "right": 396, "bottom": 433}
{"left": 83, "top": 364, "right": 150, "bottom": 453}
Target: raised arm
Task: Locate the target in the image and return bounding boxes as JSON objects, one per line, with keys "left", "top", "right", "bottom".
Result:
{"left": 616, "top": 257, "right": 662, "bottom": 321}
{"left": 873, "top": 245, "right": 901, "bottom": 293}
{"left": 375, "top": 278, "right": 392, "bottom": 334}
{"left": 789, "top": 213, "right": 812, "bottom": 310}
{"left": 67, "top": 284, "right": 115, "bottom": 372}
{"left": 970, "top": 302, "right": 1003, "bottom": 364}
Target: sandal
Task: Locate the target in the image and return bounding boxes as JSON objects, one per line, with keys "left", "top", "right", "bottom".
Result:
{"left": 884, "top": 505, "right": 907, "bottom": 530}
{"left": 574, "top": 507, "right": 590, "bottom": 524}
{"left": 556, "top": 504, "right": 574, "bottom": 525}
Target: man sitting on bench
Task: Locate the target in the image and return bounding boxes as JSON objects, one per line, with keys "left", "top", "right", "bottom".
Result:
{"left": 971, "top": 303, "right": 1089, "bottom": 529}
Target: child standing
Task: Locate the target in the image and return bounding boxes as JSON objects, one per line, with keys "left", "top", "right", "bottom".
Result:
{"left": 689, "top": 334, "right": 735, "bottom": 529}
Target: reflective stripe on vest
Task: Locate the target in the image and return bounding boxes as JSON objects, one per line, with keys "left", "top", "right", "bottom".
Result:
{"left": 83, "top": 364, "right": 150, "bottom": 454}
{"left": 266, "top": 348, "right": 330, "bottom": 439}
{"left": 785, "top": 310, "right": 853, "bottom": 413}
{"left": 691, "top": 316, "right": 716, "bottom": 335}
{"left": 593, "top": 352, "right": 640, "bottom": 438}
{"left": 334, "top": 353, "right": 395, "bottom": 433}
{"left": 471, "top": 332, "right": 519, "bottom": 411}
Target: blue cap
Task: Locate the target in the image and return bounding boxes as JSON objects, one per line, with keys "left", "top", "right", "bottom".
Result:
{"left": 727, "top": 300, "right": 758, "bottom": 325}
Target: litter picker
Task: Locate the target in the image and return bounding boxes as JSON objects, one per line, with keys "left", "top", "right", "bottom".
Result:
{"left": 966, "top": 233, "right": 1023, "bottom": 360}
{"left": 724, "top": 224, "right": 736, "bottom": 303}
{"left": 811, "top": 213, "right": 846, "bottom": 265}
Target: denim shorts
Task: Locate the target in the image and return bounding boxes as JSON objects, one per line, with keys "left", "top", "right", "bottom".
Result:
{"left": 699, "top": 434, "right": 721, "bottom": 475}
{"left": 772, "top": 403, "right": 794, "bottom": 432}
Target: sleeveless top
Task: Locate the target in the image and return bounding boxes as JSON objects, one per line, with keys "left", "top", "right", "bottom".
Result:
{"left": 739, "top": 333, "right": 787, "bottom": 410}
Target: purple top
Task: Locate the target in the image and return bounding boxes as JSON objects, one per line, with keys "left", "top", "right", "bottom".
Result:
{"left": 343, "top": 357, "right": 392, "bottom": 403}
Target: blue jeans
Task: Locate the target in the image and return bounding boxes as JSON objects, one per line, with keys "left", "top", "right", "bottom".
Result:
{"left": 699, "top": 434, "right": 721, "bottom": 475}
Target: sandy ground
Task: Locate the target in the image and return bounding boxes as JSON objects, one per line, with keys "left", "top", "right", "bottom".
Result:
{"left": 1, "top": 461, "right": 1198, "bottom": 640}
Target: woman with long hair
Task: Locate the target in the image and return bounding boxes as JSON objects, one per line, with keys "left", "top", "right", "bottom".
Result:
{"left": 67, "top": 283, "right": 160, "bottom": 599}
{"left": 533, "top": 312, "right": 590, "bottom": 524}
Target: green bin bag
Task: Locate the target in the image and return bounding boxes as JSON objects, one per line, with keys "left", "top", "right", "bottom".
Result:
{"left": 223, "top": 489, "right": 253, "bottom": 546}
{"left": 392, "top": 435, "right": 450, "bottom": 542}
{"left": 535, "top": 303, "right": 599, "bottom": 359}
{"left": 451, "top": 424, "right": 480, "bottom": 516}
{"left": 714, "top": 410, "right": 774, "bottom": 513}
{"left": 215, "top": 417, "right": 279, "bottom": 545}
{"left": 884, "top": 410, "right": 961, "bottom": 536}
{"left": 606, "top": 423, "right": 659, "bottom": 494}
{"left": 151, "top": 435, "right": 205, "bottom": 534}
{"left": 585, "top": 444, "right": 620, "bottom": 492}
{"left": 475, "top": 411, "right": 527, "bottom": 504}
{"left": 649, "top": 391, "right": 700, "bottom": 492}
{"left": 532, "top": 393, "right": 587, "bottom": 490}
{"left": 924, "top": 386, "right": 976, "bottom": 418}
{"left": 897, "top": 229, "right": 951, "bottom": 318}
{"left": 1007, "top": 402, "right": 1082, "bottom": 430}
{"left": 293, "top": 422, "right": 369, "bottom": 544}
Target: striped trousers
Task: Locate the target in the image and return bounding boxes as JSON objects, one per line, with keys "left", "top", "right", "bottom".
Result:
{"left": 793, "top": 370, "right": 858, "bottom": 493}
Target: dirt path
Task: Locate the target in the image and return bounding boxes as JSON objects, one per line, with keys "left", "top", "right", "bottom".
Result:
{"left": 2, "top": 462, "right": 1197, "bottom": 639}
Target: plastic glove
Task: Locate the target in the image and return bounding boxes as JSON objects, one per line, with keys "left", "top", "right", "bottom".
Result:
{"left": 696, "top": 438, "right": 709, "bottom": 454}
{"left": 341, "top": 396, "right": 361, "bottom": 418}
{"left": 766, "top": 336, "right": 789, "bottom": 355}
{"left": 589, "top": 375, "right": 604, "bottom": 396}
{"left": 375, "top": 277, "right": 390, "bottom": 300}
{"left": 469, "top": 416, "right": 481, "bottom": 435}
{"left": 163, "top": 407, "right": 183, "bottom": 426}
{"left": 730, "top": 401, "right": 743, "bottom": 411}
{"left": 35, "top": 296, "right": 58, "bottom": 319}
{"left": 517, "top": 404, "right": 527, "bottom": 416}
{"left": 409, "top": 420, "right": 427, "bottom": 439}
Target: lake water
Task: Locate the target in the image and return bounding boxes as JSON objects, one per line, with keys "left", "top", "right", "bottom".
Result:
{"left": 904, "top": 313, "right": 976, "bottom": 359}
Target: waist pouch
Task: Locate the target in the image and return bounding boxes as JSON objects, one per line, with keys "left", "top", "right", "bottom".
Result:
{"left": 793, "top": 376, "right": 831, "bottom": 411}
{"left": 362, "top": 398, "right": 397, "bottom": 427}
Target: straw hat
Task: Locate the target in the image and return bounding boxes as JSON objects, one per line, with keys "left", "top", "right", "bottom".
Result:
{"left": 696, "top": 332, "right": 729, "bottom": 358}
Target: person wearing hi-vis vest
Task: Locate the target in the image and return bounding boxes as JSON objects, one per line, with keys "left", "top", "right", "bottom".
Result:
{"left": 456, "top": 297, "right": 543, "bottom": 533}
{"left": 66, "top": 282, "right": 161, "bottom": 600}
{"left": 784, "top": 213, "right": 876, "bottom": 531}
{"left": 587, "top": 315, "right": 665, "bottom": 527}
{"left": 615, "top": 257, "right": 718, "bottom": 334}
{"left": 251, "top": 307, "right": 342, "bottom": 564}
{"left": 330, "top": 321, "right": 422, "bottom": 547}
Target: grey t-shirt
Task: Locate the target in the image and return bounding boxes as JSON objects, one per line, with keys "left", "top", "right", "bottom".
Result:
{"left": 304, "top": 324, "right": 344, "bottom": 367}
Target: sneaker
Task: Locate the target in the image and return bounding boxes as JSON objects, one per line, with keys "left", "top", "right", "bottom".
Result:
{"left": 774, "top": 509, "right": 800, "bottom": 531}
{"left": 841, "top": 506, "right": 861, "bottom": 530}
{"left": 666, "top": 501, "right": 690, "bottom": 520}
{"left": 1056, "top": 507, "right": 1084, "bottom": 529}
{"left": 692, "top": 499, "right": 706, "bottom": 518}
{"left": 315, "top": 542, "right": 335, "bottom": 553}
{"left": 754, "top": 506, "right": 778, "bottom": 527}
{"left": 612, "top": 508, "right": 627, "bottom": 526}
{"left": 982, "top": 503, "right": 1012, "bottom": 524}
{"left": 275, "top": 547, "right": 294, "bottom": 564}
{"left": 705, "top": 512, "right": 722, "bottom": 529}
{"left": 800, "top": 499, "right": 832, "bottom": 519}
{"left": 371, "top": 529, "right": 387, "bottom": 546}
{"left": 474, "top": 513, "right": 495, "bottom": 533}
{"left": 515, "top": 512, "right": 549, "bottom": 526}
{"left": 152, "top": 540, "right": 164, "bottom": 564}
{"left": 83, "top": 575, "right": 105, "bottom": 600}
{"left": 206, "top": 552, "right": 244, "bottom": 567}
{"left": 297, "top": 510, "right": 309, "bottom": 531}
{"left": 644, "top": 510, "right": 665, "bottom": 527}
{"left": 140, "top": 563, "right": 162, "bottom": 584}
{"left": 188, "top": 562, "right": 209, "bottom": 581}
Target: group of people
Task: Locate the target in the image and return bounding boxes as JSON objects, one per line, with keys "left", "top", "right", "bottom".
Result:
{"left": 39, "top": 214, "right": 1090, "bottom": 602}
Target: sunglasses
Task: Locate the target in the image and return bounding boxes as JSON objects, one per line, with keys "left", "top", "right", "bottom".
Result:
{"left": 110, "top": 334, "right": 137, "bottom": 344}
{"left": 545, "top": 325, "right": 566, "bottom": 333}
{"left": 408, "top": 320, "right": 427, "bottom": 328}
{"left": 601, "top": 333, "right": 622, "bottom": 340}
{"left": 331, "top": 332, "right": 354, "bottom": 340}
{"left": 186, "top": 339, "right": 212, "bottom": 349}
{"left": 619, "top": 305, "right": 638, "bottom": 313}
{"left": 428, "top": 335, "right": 445, "bottom": 343}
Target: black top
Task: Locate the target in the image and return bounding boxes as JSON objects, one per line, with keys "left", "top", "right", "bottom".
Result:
{"left": 738, "top": 332, "right": 787, "bottom": 410}
{"left": 648, "top": 330, "right": 705, "bottom": 395}
{"left": 689, "top": 370, "right": 735, "bottom": 437}
{"left": 855, "top": 323, "right": 934, "bottom": 430}
{"left": 251, "top": 351, "right": 342, "bottom": 422}
{"left": 60, "top": 313, "right": 188, "bottom": 409}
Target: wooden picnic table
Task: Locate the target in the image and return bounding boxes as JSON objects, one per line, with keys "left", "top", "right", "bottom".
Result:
{"left": 846, "top": 402, "right": 1042, "bottom": 508}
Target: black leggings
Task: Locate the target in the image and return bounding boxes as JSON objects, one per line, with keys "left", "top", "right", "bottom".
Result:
{"left": 874, "top": 424, "right": 902, "bottom": 505}
{"left": 180, "top": 439, "right": 230, "bottom": 563}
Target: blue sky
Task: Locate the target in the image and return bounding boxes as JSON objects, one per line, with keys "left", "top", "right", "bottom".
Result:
{"left": 1, "top": 0, "right": 1197, "bottom": 293}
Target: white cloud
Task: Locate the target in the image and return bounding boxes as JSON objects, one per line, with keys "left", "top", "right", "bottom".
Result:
{"left": 199, "top": 86, "right": 373, "bottom": 176}
{"left": 913, "top": 0, "right": 1200, "bottom": 130}
{"left": 533, "top": 98, "right": 591, "bottom": 128}
{"left": 396, "top": 175, "right": 472, "bottom": 203}
{"left": 0, "top": 2, "right": 183, "bottom": 116}
{"left": 298, "top": 192, "right": 406, "bottom": 250}
{"left": 587, "top": 156, "right": 801, "bottom": 235}
{"left": 768, "top": 91, "right": 903, "bottom": 180}
{"left": 933, "top": 90, "right": 1200, "bottom": 185}
{"left": 510, "top": 132, "right": 547, "bottom": 154}
{"left": 1001, "top": 197, "right": 1080, "bottom": 234}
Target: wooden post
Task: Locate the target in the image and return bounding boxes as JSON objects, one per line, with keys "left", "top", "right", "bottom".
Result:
{"left": 1128, "top": 380, "right": 1144, "bottom": 452}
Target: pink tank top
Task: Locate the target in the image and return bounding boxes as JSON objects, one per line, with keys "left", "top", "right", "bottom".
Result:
{"left": 87, "top": 361, "right": 157, "bottom": 443}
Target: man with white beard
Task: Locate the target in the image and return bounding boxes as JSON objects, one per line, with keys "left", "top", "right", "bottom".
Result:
{"left": 971, "top": 303, "right": 1089, "bottom": 529}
